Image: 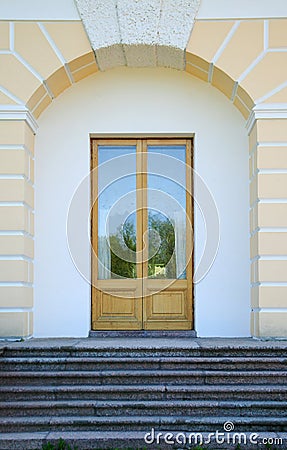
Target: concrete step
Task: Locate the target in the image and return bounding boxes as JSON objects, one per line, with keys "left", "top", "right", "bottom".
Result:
{"left": 2, "top": 383, "right": 287, "bottom": 402}
{"left": 1, "top": 355, "right": 287, "bottom": 371}
{"left": 1, "top": 369, "right": 287, "bottom": 386}
{"left": 0, "top": 414, "right": 287, "bottom": 433}
{"left": 0, "top": 430, "right": 285, "bottom": 450}
{"left": 1, "top": 339, "right": 287, "bottom": 448}
{"left": 1, "top": 399, "right": 286, "bottom": 418}
{"left": 3, "top": 343, "right": 287, "bottom": 359}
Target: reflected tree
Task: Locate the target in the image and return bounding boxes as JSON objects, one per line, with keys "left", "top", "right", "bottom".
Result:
{"left": 110, "top": 217, "right": 137, "bottom": 279}
{"left": 148, "top": 212, "right": 175, "bottom": 278}
{"left": 107, "top": 212, "right": 176, "bottom": 279}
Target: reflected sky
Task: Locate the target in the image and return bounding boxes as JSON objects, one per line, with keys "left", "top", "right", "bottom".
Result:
{"left": 97, "top": 144, "right": 187, "bottom": 279}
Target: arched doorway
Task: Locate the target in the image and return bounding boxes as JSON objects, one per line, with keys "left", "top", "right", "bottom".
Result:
{"left": 34, "top": 67, "right": 250, "bottom": 337}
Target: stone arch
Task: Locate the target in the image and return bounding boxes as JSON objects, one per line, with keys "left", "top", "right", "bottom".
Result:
{"left": 27, "top": 51, "right": 254, "bottom": 122}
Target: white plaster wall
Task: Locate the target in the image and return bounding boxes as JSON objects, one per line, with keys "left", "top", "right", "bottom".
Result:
{"left": 34, "top": 67, "right": 250, "bottom": 337}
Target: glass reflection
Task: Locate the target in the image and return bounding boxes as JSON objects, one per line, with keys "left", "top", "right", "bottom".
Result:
{"left": 98, "top": 146, "right": 137, "bottom": 279}
{"left": 110, "top": 212, "right": 137, "bottom": 279}
{"left": 147, "top": 145, "right": 186, "bottom": 279}
{"left": 148, "top": 210, "right": 176, "bottom": 278}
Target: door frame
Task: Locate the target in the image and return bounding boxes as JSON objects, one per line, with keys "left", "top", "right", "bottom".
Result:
{"left": 90, "top": 136, "right": 194, "bottom": 331}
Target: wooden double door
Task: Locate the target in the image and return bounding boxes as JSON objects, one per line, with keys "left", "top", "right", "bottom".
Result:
{"left": 91, "top": 138, "right": 193, "bottom": 330}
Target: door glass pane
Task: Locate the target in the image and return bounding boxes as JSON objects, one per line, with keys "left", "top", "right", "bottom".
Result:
{"left": 98, "top": 145, "right": 137, "bottom": 279}
{"left": 147, "top": 145, "right": 186, "bottom": 279}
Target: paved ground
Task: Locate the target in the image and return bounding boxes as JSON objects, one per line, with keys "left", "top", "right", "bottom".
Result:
{"left": 1, "top": 336, "right": 287, "bottom": 351}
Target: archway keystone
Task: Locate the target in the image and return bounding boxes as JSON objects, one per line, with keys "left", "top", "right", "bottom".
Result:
{"left": 74, "top": 0, "right": 201, "bottom": 70}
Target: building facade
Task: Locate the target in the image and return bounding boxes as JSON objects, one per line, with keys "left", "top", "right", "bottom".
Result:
{"left": 0, "top": 0, "right": 287, "bottom": 339}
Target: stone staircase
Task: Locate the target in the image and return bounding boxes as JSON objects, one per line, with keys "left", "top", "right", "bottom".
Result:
{"left": 0, "top": 338, "right": 286, "bottom": 449}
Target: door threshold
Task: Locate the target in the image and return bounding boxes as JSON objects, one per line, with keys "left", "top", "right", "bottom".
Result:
{"left": 89, "top": 330, "right": 197, "bottom": 338}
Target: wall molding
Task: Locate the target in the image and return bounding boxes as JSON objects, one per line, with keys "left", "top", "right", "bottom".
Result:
{"left": 198, "top": 0, "right": 287, "bottom": 20}
{"left": 0, "top": 0, "right": 286, "bottom": 21}
{"left": 0, "top": 0, "right": 80, "bottom": 20}
{"left": 246, "top": 103, "right": 287, "bottom": 135}
{"left": 0, "top": 106, "right": 38, "bottom": 134}
{"left": 252, "top": 307, "right": 287, "bottom": 313}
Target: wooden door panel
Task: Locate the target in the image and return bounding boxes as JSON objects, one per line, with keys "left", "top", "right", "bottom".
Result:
{"left": 92, "top": 281, "right": 142, "bottom": 330}
{"left": 143, "top": 280, "right": 192, "bottom": 330}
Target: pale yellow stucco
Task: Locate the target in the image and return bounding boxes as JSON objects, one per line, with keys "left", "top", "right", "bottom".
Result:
{"left": 0, "top": 15, "right": 287, "bottom": 338}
